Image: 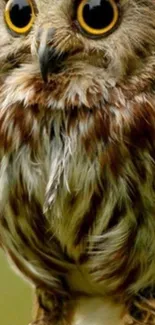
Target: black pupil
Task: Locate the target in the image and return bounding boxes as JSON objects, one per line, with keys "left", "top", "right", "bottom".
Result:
{"left": 9, "top": 0, "right": 32, "bottom": 28}
{"left": 83, "top": 0, "right": 114, "bottom": 30}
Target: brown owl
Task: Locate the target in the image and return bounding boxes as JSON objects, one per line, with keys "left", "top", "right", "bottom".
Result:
{"left": 0, "top": 0, "right": 155, "bottom": 324}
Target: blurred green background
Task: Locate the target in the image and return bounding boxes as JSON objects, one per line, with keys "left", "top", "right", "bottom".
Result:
{"left": 0, "top": 251, "right": 32, "bottom": 325}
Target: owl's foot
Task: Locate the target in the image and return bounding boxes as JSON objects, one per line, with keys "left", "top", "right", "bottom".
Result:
{"left": 126, "top": 289, "right": 155, "bottom": 324}
{"left": 30, "top": 288, "right": 71, "bottom": 325}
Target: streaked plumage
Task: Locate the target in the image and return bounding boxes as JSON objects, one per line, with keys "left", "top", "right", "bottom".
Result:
{"left": 0, "top": 0, "right": 155, "bottom": 324}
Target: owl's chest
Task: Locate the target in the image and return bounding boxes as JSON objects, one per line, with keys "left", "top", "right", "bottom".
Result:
{"left": 1, "top": 106, "right": 155, "bottom": 295}
{"left": 21, "top": 112, "right": 155, "bottom": 261}
{"left": 1, "top": 112, "right": 106, "bottom": 258}
{"left": 4, "top": 108, "right": 154, "bottom": 249}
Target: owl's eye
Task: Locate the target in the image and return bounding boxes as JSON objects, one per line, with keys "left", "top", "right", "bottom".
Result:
{"left": 77, "top": 0, "right": 119, "bottom": 38}
{"left": 4, "top": 0, "right": 35, "bottom": 35}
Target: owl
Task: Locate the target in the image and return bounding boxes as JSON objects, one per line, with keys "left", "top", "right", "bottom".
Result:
{"left": 0, "top": 0, "right": 155, "bottom": 324}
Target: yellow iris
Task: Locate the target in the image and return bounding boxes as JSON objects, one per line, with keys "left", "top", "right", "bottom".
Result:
{"left": 4, "top": 0, "right": 35, "bottom": 35}
{"left": 77, "top": 0, "right": 119, "bottom": 37}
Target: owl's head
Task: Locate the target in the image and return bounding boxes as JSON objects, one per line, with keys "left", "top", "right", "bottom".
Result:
{"left": 0, "top": 0, "right": 155, "bottom": 109}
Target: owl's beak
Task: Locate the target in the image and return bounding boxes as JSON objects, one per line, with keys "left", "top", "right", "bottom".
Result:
{"left": 38, "top": 45, "right": 49, "bottom": 82}
{"left": 38, "top": 37, "right": 67, "bottom": 82}
{"left": 38, "top": 45, "right": 57, "bottom": 82}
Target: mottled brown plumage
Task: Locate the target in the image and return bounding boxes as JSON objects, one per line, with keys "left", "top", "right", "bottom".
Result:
{"left": 0, "top": 0, "right": 155, "bottom": 324}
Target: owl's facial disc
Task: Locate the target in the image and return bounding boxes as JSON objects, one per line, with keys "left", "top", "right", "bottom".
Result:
{"left": 3, "top": 0, "right": 120, "bottom": 82}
